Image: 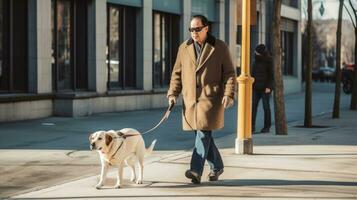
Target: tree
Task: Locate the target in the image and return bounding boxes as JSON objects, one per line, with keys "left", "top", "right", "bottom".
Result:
{"left": 332, "top": 0, "right": 345, "bottom": 118}
{"left": 272, "top": 0, "right": 287, "bottom": 135}
{"left": 304, "top": 0, "right": 313, "bottom": 127}
{"left": 344, "top": 0, "right": 357, "bottom": 109}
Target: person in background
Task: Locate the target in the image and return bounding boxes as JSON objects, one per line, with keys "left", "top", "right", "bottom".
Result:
{"left": 251, "top": 44, "right": 273, "bottom": 133}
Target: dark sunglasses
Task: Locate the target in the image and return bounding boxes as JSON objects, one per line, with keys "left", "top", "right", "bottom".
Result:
{"left": 188, "top": 25, "right": 207, "bottom": 33}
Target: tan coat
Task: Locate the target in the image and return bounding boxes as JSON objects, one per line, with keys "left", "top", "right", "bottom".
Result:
{"left": 167, "top": 34, "right": 237, "bottom": 131}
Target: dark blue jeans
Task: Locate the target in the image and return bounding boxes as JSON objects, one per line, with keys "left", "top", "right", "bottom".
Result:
{"left": 190, "top": 130, "right": 224, "bottom": 176}
{"left": 252, "top": 90, "right": 271, "bottom": 130}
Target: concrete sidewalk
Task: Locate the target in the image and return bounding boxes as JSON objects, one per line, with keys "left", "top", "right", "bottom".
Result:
{"left": 9, "top": 109, "right": 357, "bottom": 200}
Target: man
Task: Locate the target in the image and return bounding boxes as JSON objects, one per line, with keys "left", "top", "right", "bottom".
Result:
{"left": 167, "top": 15, "right": 236, "bottom": 184}
{"left": 251, "top": 44, "right": 273, "bottom": 133}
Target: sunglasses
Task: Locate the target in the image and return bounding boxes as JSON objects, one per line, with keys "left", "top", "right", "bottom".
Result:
{"left": 188, "top": 25, "right": 207, "bottom": 33}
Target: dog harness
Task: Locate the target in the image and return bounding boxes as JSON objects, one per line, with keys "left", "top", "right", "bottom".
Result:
{"left": 107, "top": 132, "right": 140, "bottom": 165}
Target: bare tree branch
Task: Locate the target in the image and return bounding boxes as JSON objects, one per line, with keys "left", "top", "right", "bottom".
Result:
{"left": 344, "top": 3, "right": 356, "bottom": 27}
{"left": 349, "top": 0, "right": 357, "bottom": 17}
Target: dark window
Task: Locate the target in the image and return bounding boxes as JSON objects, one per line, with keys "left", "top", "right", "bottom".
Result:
{"left": 281, "top": 31, "right": 294, "bottom": 76}
{"left": 152, "top": 11, "right": 180, "bottom": 88}
{"left": 0, "top": 0, "right": 28, "bottom": 93}
{"left": 107, "top": 4, "right": 137, "bottom": 90}
{"left": 236, "top": 21, "right": 259, "bottom": 74}
{"left": 51, "top": 0, "right": 88, "bottom": 91}
{"left": 282, "top": 0, "right": 298, "bottom": 8}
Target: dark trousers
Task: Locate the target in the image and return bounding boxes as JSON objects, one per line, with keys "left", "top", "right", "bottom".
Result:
{"left": 252, "top": 90, "right": 271, "bottom": 130}
{"left": 190, "top": 130, "right": 223, "bottom": 176}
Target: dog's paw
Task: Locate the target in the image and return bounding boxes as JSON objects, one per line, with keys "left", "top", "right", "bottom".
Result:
{"left": 136, "top": 179, "right": 143, "bottom": 184}
{"left": 113, "top": 184, "right": 121, "bottom": 189}
{"left": 95, "top": 183, "right": 103, "bottom": 190}
{"left": 130, "top": 176, "right": 136, "bottom": 182}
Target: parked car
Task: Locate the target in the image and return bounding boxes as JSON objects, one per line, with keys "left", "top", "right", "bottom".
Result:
{"left": 318, "top": 66, "right": 335, "bottom": 82}
{"left": 342, "top": 63, "right": 355, "bottom": 94}
{"left": 312, "top": 68, "right": 320, "bottom": 81}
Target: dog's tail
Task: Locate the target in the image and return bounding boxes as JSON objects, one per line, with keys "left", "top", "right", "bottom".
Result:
{"left": 145, "top": 139, "right": 157, "bottom": 156}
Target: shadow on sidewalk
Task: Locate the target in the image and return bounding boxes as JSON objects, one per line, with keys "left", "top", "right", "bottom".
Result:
{"left": 137, "top": 179, "right": 357, "bottom": 188}
{"left": 254, "top": 153, "right": 357, "bottom": 156}
{"left": 8, "top": 179, "right": 357, "bottom": 199}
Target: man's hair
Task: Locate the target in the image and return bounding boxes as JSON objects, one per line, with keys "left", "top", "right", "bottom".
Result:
{"left": 191, "top": 15, "right": 209, "bottom": 27}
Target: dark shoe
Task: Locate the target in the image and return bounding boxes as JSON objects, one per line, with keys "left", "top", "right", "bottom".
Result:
{"left": 260, "top": 128, "right": 270, "bottom": 133}
{"left": 185, "top": 170, "right": 201, "bottom": 184}
{"left": 208, "top": 169, "right": 224, "bottom": 181}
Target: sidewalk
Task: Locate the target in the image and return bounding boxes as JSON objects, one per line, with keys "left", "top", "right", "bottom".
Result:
{"left": 9, "top": 109, "right": 357, "bottom": 200}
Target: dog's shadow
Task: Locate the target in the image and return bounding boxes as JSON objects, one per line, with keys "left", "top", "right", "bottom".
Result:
{"left": 97, "top": 178, "right": 205, "bottom": 189}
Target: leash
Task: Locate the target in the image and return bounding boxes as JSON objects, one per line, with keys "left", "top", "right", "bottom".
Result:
{"left": 106, "top": 102, "right": 175, "bottom": 165}
{"left": 142, "top": 101, "right": 175, "bottom": 135}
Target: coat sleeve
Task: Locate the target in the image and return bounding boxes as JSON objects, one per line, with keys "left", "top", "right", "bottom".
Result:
{"left": 167, "top": 46, "right": 183, "bottom": 98}
{"left": 222, "top": 44, "right": 237, "bottom": 99}
{"left": 266, "top": 57, "right": 274, "bottom": 90}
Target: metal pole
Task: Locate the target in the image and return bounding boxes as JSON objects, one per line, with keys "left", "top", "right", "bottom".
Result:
{"left": 235, "top": 0, "right": 254, "bottom": 154}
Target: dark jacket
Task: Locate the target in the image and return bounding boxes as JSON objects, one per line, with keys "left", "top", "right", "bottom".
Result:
{"left": 251, "top": 54, "right": 274, "bottom": 91}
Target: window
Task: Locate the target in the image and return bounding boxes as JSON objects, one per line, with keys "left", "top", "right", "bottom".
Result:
{"left": 0, "top": 0, "right": 28, "bottom": 93}
{"left": 0, "top": 0, "right": 6, "bottom": 91}
{"left": 51, "top": 0, "right": 88, "bottom": 91}
{"left": 107, "top": 4, "right": 137, "bottom": 90}
{"left": 153, "top": 11, "right": 180, "bottom": 88}
{"left": 281, "top": 31, "right": 294, "bottom": 76}
{"left": 282, "top": 0, "right": 298, "bottom": 8}
{"left": 236, "top": 16, "right": 259, "bottom": 75}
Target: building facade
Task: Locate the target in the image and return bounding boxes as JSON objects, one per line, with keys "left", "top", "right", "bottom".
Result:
{"left": 0, "top": 0, "right": 301, "bottom": 122}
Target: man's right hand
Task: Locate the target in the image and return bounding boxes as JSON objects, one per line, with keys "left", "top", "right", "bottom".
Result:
{"left": 265, "top": 88, "right": 271, "bottom": 93}
{"left": 168, "top": 96, "right": 177, "bottom": 106}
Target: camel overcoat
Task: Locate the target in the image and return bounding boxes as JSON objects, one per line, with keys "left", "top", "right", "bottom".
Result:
{"left": 167, "top": 34, "right": 237, "bottom": 131}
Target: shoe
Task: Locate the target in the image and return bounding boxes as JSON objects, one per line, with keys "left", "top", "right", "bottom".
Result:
{"left": 185, "top": 170, "right": 201, "bottom": 184}
{"left": 208, "top": 169, "right": 224, "bottom": 181}
{"left": 260, "top": 128, "right": 270, "bottom": 133}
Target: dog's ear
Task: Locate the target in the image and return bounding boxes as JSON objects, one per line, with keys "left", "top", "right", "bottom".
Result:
{"left": 89, "top": 133, "right": 93, "bottom": 142}
{"left": 105, "top": 133, "right": 113, "bottom": 146}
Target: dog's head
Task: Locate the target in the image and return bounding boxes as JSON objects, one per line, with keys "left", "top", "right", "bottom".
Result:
{"left": 89, "top": 131, "right": 116, "bottom": 153}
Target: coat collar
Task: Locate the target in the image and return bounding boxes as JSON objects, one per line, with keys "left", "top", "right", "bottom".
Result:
{"left": 185, "top": 34, "right": 216, "bottom": 72}
{"left": 186, "top": 33, "right": 216, "bottom": 47}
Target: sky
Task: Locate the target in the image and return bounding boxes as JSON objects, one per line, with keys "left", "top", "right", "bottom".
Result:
{"left": 301, "top": 0, "right": 356, "bottom": 21}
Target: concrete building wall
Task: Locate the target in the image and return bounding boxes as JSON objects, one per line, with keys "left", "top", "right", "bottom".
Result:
{"left": 0, "top": 0, "right": 302, "bottom": 122}
{"left": 0, "top": 100, "right": 52, "bottom": 122}
{"left": 88, "top": 0, "right": 107, "bottom": 94}
{"left": 263, "top": 0, "right": 302, "bottom": 94}
{"left": 28, "top": 0, "right": 52, "bottom": 94}
{"left": 142, "top": 0, "right": 153, "bottom": 91}
{"left": 281, "top": 3, "right": 302, "bottom": 94}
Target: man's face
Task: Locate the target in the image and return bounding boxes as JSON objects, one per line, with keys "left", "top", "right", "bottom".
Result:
{"left": 190, "top": 18, "right": 208, "bottom": 44}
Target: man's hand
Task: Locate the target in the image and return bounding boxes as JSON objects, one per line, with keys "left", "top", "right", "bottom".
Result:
{"left": 222, "top": 96, "right": 234, "bottom": 108}
{"left": 168, "top": 95, "right": 177, "bottom": 106}
{"left": 265, "top": 88, "right": 271, "bottom": 94}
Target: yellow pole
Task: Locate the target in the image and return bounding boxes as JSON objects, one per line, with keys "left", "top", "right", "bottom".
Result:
{"left": 235, "top": 0, "right": 254, "bottom": 154}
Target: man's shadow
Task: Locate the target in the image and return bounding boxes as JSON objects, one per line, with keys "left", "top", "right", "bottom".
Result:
{"left": 141, "top": 179, "right": 357, "bottom": 188}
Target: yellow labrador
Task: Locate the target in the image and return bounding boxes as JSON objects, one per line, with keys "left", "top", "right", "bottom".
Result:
{"left": 89, "top": 128, "right": 156, "bottom": 189}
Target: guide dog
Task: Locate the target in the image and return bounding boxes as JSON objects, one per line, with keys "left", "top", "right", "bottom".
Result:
{"left": 89, "top": 128, "right": 156, "bottom": 189}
